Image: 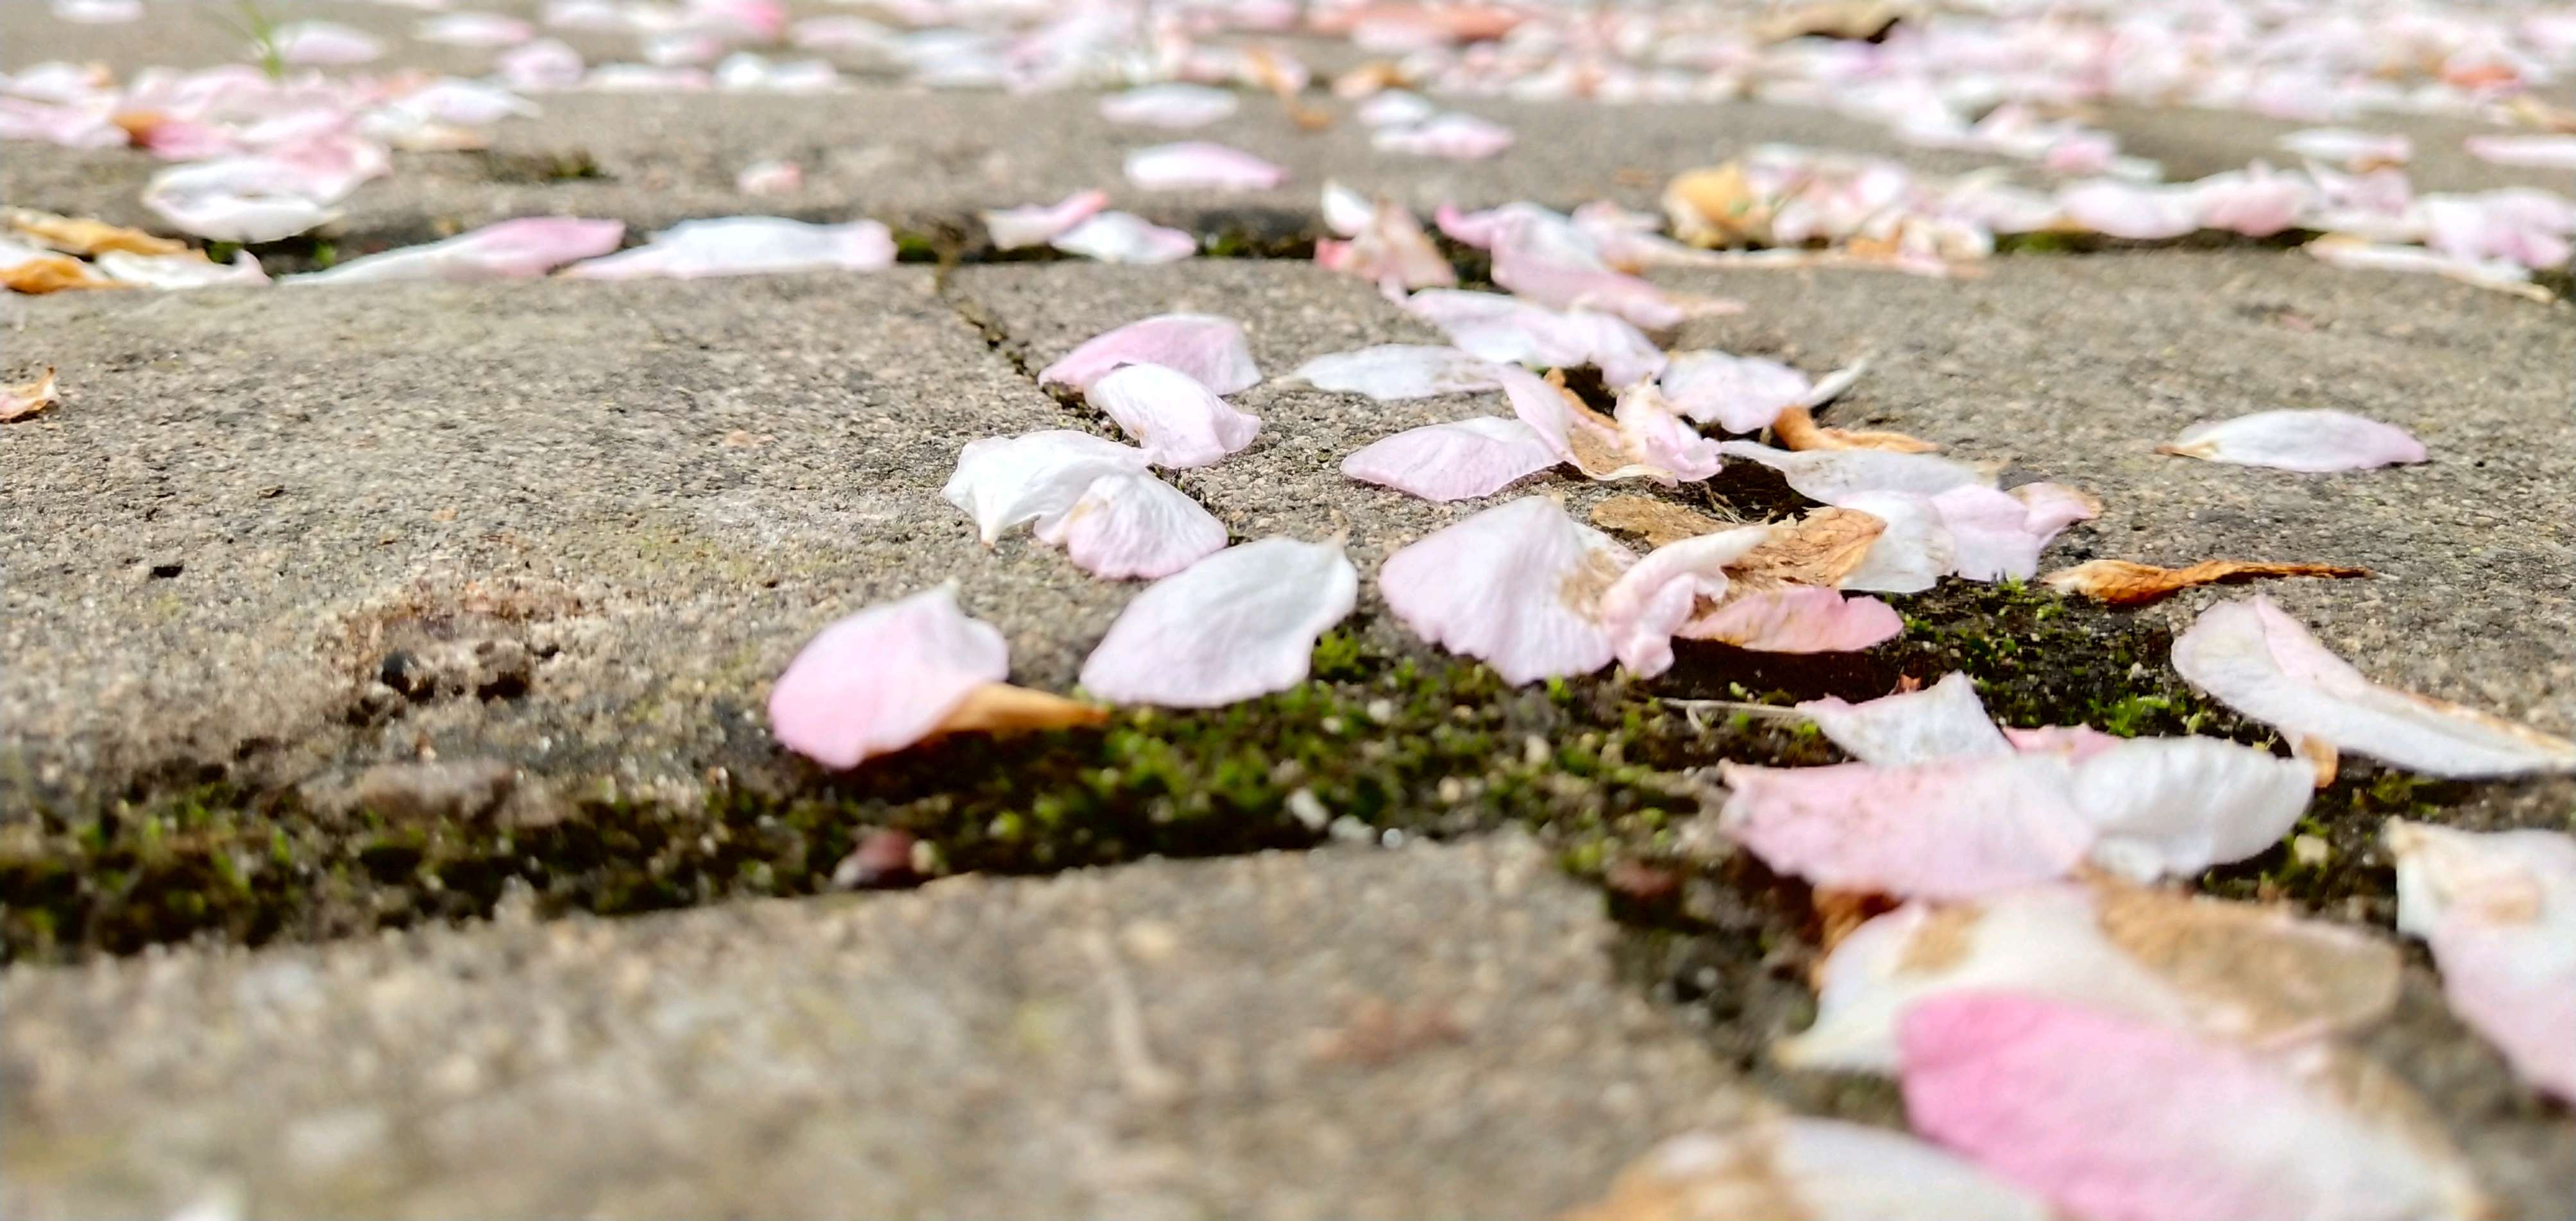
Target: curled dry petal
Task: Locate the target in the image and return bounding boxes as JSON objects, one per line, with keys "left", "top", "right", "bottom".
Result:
{"left": 1597, "top": 526, "right": 1775, "bottom": 677}
{"left": 1797, "top": 671, "right": 2010, "bottom": 766}
{"left": 1, "top": 246, "right": 118, "bottom": 293}
{"left": 1123, "top": 142, "right": 1288, "bottom": 192}
{"left": 302, "top": 217, "right": 625, "bottom": 283}
{"left": 982, "top": 189, "right": 1110, "bottom": 249}
{"left": 1686, "top": 587, "right": 1902, "bottom": 653}
{"left": 561, "top": 217, "right": 890, "bottom": 279}
{"left": 1588, "top": 495, "right": 1728, "bottom": 547}
{"left": 2043, "top": 559, "right": 2371, "bottom": 605}
{"left": 2172, "top": 596, "right": 2576, "bottom": 778}
{"left": 3, "top": 208, "right": 185, "bottom": 257}
{"left": 2158, "top": 408, "right": 2427, "bottom": 472}
{"left": 1770, "top": 403, "right": 1938, "bottom": 452}
{"left": 1314, "top": 192, "right": 1455, "bottom": 290}
{"left": 1562, "top": 1116, "right": 2055, "bottom": 1221}
{"left": 1659, "top": 351, "right": 1813, "bottom": 433}
{"left": 768, "top": 585, "right": 1008, "bottom": 768}
{"left": 1050, "top": 212, "right": 1197, "bottom": 264}
{"left": 1086, "top": 362, "right": 1260, "bottom": 468}
{"left": 1899, "top": 994, "right": 2489, "bottom": 1221}
{"left": 933, "top": 682, "right": 1110, "bottom": 736}
{"left": 1039, "top": 313, "right": 1260, "bottom": 395}
{"left": 3, "top": 367, "right": 61, "bottom": 422}
{"left": 1379, "top": 496, "right": 1632, "bottom": 684}
{"left": 943, "top": 430, "right": 1153, "bottom": 543}
{"left": 2387, "top": 820, "right": 2576, "bottom": 1101}
{"left": 96, "top": 249, "right": 267, "bottom": 289}
{"left": 1291, "top": 344, "right": 1501, "bottom": 400}
{"left": 1078, "top": 537, "right": 1359, "bottom": 707}
{"left": 1033, "top": 471, "right": 1227, "bottom": 580}
{"left": 1339, "top": 417, "right": 1560, "bottom": 502}
{"left": 1726, "top": 507, "right": 1886, "bottom": 591}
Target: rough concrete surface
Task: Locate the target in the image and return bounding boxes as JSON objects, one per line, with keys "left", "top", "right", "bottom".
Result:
{"left": 2097, "top": 101, "right": 2576, "bottom": 196}
{"left": 0, "top": 271, "right": 1137, "bottom": 811}
{"left": 0, "top": 835, "right": 1752, "bottom": 1221}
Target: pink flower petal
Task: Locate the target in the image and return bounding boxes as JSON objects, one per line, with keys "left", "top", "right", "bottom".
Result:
{"left": 1611, "top": 382, "right": 1722, "bottom": 480}
{"left": 943, "top": 430, "right": 1153, "bottom": 543}
{"left": 1596, "top": 526, "right": 1775, "bottom": 677}
{"left": 1078, "top": 537, "right": 1358, "bottom": 707}
{"left": 768, "top": 585, "right": 1008, "bottom": 768}
{"left": 1717, "top": 754, "right": 2097, "bottom": 899}
{"left": 1659, "top": 351, "right": 1814, "bottom": 433}
{"left": 1050, "top": 212, "right": 1198, "bottom": 264}
{"left": 2058, "top": 179, "right": 2203, "bottom": 240}
{"left": 299, "top": 217, "right": 625, "bottom": 284}
{"left": 1033, "top": 471, "right": 1228, "bottom": 581}
{"left": 1401, "top": 289, "right": 1666, "bottom": 387}
{"left": 2279, "top": 129, "right": 2411, "bottom": 169}
{"left": 2191, "top": 167, "right": 2312, "bottom": 238}
{"left": 1314, "top": 191, "right": 1454, "bottom": 290}
{"left": 1038, "top": 313, "right": 1260, "bottom": 395}
{"left": 1339, "top": 417, "right": 1561, "bottom": 502}
{"left": 2463, "top": 134, "right": 2576, "bottom": 169}
{"left": 1487, "top": 211, "right": 1686, "bottom": 330}
{"left": 2160, "top": 408, "right": 2426, "bottom": 472}
{"left": 2173, "top": 596, "right": 2576, "bottom": 777}
{"left": 497, "top": 39, "right": 586, "bottom": 90}
{"left": 1579, "top": 1118, "right": 2055, "bottom": 1221}
{"left": 1124, "top": 142, "right": 1287, "bottom": 192}
{"left": 1899, "top": 995, "right": 2487, "bottom": 1221}
{"left": 1379, "top": 496, "right": 1633, "bottom": 684}
{"left": 1371, "top": 112, "right": 1514, "bottom": 160}
{"left": 1291, "top": 345, "right": 1502, "bottom": 400}
{"left": 1798, "top": 671, "right": 2011, "bottom": 766}
{"left": 2387, "top": 821, "right": 2576, "bottom": 1102}
{"left": 416, "top": 12, "right": 535, "bottom": 47}
{"left": 1927, "top": 485, "right": 2064, "bottom": 582}
{"left": 562, "top": 217, "right": 892, "bottom": 279}
{"left": 1686, "top": 586, "right": 1902, "bottom": 653}
{"left": 1099, "top": 83, "right": 1239, "bottom": 128}
{"left": 982, "top": 189, "right": 1110, "bottom": 250}
{"left": 1086, "top": 362, "right": 1261, "bottom": 469}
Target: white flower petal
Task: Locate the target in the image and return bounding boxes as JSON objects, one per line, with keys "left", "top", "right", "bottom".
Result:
{"left": 1079, "top": 537, "right": 1359, "bottom": 707}
{"left": 561, "top": 217, "right": 892, "bottom": 279}
{"left": 1099, "top": 83, "right": 1239, "bottom": 128}
{"left": 942, "top": 430, "right": 1153, "bottom": 543}
{"left": 2069, "top": 736, "right": 2313, "bottom": 882}
{"left": 1339, "top": 417, "right": 1561, "bottom": 502}
{"left": 1402, "top": 289, "right": 1666, "bottom": 387}
{"left": 95, "top": 249, "right": 267, "bottom": 289}
{"left": 1034, "top": 471, "right": 1227, "bottom": 580}
{"left": 1596, "top": 526, "right": 1774, "bottom": 677}
{"left": 1797, "top": 671, "right": 2011, "bottom": 766}
{"left": 1659, "top": 350, "right": 1813, "bottom": 432}
{"left": 1086, "top": 362, "right": 1260, "bottom": 469}
{"left": 299, "top": 217, "right": 624, "bottom": 284}
{"left": 1719, "top": 440, "right": 1991, "bottom": 504}
{"left": 2387, "top": 820, "right": 2576, "bottom": 1102}
{"left": 1049, "top": 212, "right": 1198, "bottom": 264}
{"left": 1380, "top": 496, "right": 1632, "bottom": 684}
{"left": 2159, "top": 408, "right": 2428, "bottom": 472}
{"left": 1291, "top": 344, "right": 1502, "bottom": 400}
{"left": 1123, "top": 141, "right": 1287, "bottom": 191}
{"left": 983, "top": 189, "right": 1108, "bottom": 249}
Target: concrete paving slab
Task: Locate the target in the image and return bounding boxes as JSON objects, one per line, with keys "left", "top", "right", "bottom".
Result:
{"left": 0, "top": 834, "right": 1752, "bottom": 1221}
{"left": 0, "top": 271, "right": 1131, "bottom": 811}
{"left": 1655, "top": 248, "right": 2576, "bottom": 821}
{"left": 2096, "top": 102, "right": 2576, "bottom": 197}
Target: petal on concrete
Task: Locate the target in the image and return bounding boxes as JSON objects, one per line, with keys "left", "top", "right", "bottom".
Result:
{"left": 768, "top": 585, "right": 1009, "bottom": 769}
{"left": 1087, "top": 362, "right": 1261, "bottom": 469}
{"left": 2158, "top": 408, "right": 2428, "bottom": 472}
{"left": 2387, "top": 821, "right": 2576, "bottom": 1102}
{"left": 1339, "top": 416, "right": 1561, "bottom": 502}
{"left": 1039, "top": 312, "right": 1260, "bottom": 394}
{"left": 1379, "top": 496, "right": 1632, "bottom": 685}
{"left": 1079, "top": 537, "right": 1359, "bottom": 707}
{"left": 1033, "top": 471, "right": 1228, "bottom": 582}
{"left": 942, "top": 430, "right": 1153, "bottom": 543}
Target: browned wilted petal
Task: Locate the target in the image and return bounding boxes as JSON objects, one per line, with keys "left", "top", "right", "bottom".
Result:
{"left": 932, "top": 682, "right": 1110, "bottom": 737}
{"left": 1770, "top": 404, "right": 1940, "bottom": 453}
{"left": 1588, "top": 495, "right": 1731, "bottom": 547}
{"left": 1727, "top": 507, "right": 1886, "bottom": 591}
{"left": 1, "top": 255, "right": 123, "bottom": 294}
{"left": 6, "top": 207, "right": 187, "bottom": 257}
{"left": 2, "top": 367, "right": 60, "bottom": 422}
{"left": 1755, "top": 0, "right": 1914, "bottom": 43}
{"left": 2090, "top": 881, "right": 2402, "bottom": 1046}
{"left": 1661, "top": 162, "right": 1767, "bottom": 248}
{"left": 2041, "top": 559, "right": 2371, "bottom": 605}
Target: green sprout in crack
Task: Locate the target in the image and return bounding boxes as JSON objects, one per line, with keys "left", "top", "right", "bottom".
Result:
{"left": 210, "top": 1, "right": 292, "bottom": 82}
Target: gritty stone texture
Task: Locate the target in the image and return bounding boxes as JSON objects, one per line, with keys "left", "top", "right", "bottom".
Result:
{"left": 1, "top": 87, "right": 2011, "bottom": 251}
{"left": 0, "top": 271, "right": 1133, "bottom": 811}
{"left": 0, "top": 834, "right": 1752, "bottom": 1221}
{"left": 1657, "top": 248, "right": 2576, "bottom": 823}
{"left": 2096, "top": 101, "right": 2576, "bottom": 196}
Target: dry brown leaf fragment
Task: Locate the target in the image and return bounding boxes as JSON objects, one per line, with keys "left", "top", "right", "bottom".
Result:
{"left": 1727, "top": 507, "right": 1885, "bottom": 590}
{"left": 1770, "top": 404, "right": 1940, "bottom": 453}
{"left": 2041, "top": 559, "right": 2371, "bottom": 605}
{"left": 6, "top": 207, "right": 186, "bottom": 257}
{"left": 932, "top": 682, "right": 1110, "bottom": 737}
{"left": 2, "top": 368, "right": 61, "bottom": 423}
{"left": 2090, "top": 881, "right": 2402, "bottom": 1045}
{"left": 1, "top": 255, "right": 123, "bottom": 294}
{"left": 1754, "top": 0, "right": 1913, "bottom": 43}
{"left": 1588, "top": 495, "right": 1730, "bottom": 546}
{"left": 2297, "top": 735, "right": 2340, "bottom": 788}
{"left": 1661, "top": 162, "right": 1768, "bottom": 248}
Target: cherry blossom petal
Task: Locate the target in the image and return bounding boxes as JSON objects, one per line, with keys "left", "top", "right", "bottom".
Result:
{"left": 1356, "top": 91, "right": 1434, "bottom": 127}
{"left": 273, "top": 21, "right": 386, "bottom": 65}
{"left": 1597, "top": 526, "right": 1775, "bottom": 677}
{"left": 1797, "top": 671, "right": 2010, "bottom": 766}
{"left": 1899, "top": 995, "right": 2488, "bottom": 1221}
{"left": 1718, "top": 440, "right": 1990, "bottom": 504}
{"left": 1099, "top": 83, "right": 1239, "bottom": 128}
{"left": 2002, "top": 723, "right": 2127, "bottom": 761}
{"left": 1380, "top": 496, "right": 1632, "bottom": 684}
{"left": 1038, "top": 313, "right": 1260, "bottom": 395}
{"left": 1612, "top": 382, "right": 1721, "bottom": 481}
{"left": 416, "top": 12, "right": 535, "bottom": 47}
{"left": 942, "top": 430, "right": 1152, "bottom": 543}
{"left": 2387, "top": 821, "right": 2576, "bottom": 1101}
{"left": 1078, "top": 537, "right": 1359, "bottom": 707}
{"left": 2058, "top": 179, "right": 2202, "bottom": 240}
{"left": 1315, "top": 192, "right": 1455, "bottom": 290}
{"left": 1050, "top": 212, "right": 1198, "bottom": 264}
{"left": 1291, "top": 345, "right": 1502, "bottom": 400}
{"left": 299, "top": 217, "right": 624, "bottom": 284}
{"left": 2279, "top": 129, "right": 2411, "bottom": 169}
{"left": 735, "top": 160, "right": 803, "bottom": 196}
{"left": 2305, "top": 235, "right": 2548, "bottom": 300}
{"left": 1659, "top": 351, "right": 1813, "bottom": 432}
{"left": 1927, "top": 484, "right": 2082, "bottom": 581}
{"left": 1339, "top": 417, "right": 1560, "bottom": 501}
{"left": 2158, "top": 408, "right": 2427, "bottom": 472}
{"left": 1033, "top": 471, "right": 1227, "bottom": 581}
{"left": 1567, "top": 1118, "right": 2055, "bottom": 1221}
{"left": 1371, "top": 112, "right": 1514, "bottom": 160}
{"left": 498, "top": 39, "right": 586, "bottom": 90}
{"left": 983, "top": 189, "right": 1109, "bottom": 249}
{"left": 1402, "top": 289, "right": 1667, "bottom": 387}
{"left": 2068, "top": 737, "right": 2312, "bottom": 882}
{"left": 2191, "top": 167, "right": 2312, "bottom": 238}
{"left": 95, "top": 249, "right": 268, "bottom": 289}
{"left": 1717, "top": 754, "right": 2097, "bottom": 900}
{"left": 141, "top": 169, "right": 338, "bottom": 244}
{"left": 1834, "top": 491, "right": 1956, "bottom": 594}
{"left": 561, "top": 217, "right": 892, "bottom": 279}
{"left": 2463, "top": 134, "right": 2576, "bottom": 169}
{"left": 768, "top": 584, "right": 1007, "bottom": 768}
{"left": 1487, "top": 212, "right": 1690, "bottom": 330}
{"left": 1686, "top": 587, "right": 1902, "bottom": 653}
{"left": 2173, "top": 596, "right": 2576, "bottom": 777}
{"left": 1086, "top": 362, "right": 1260, "bottom": 469}
{"left": 1124, "top": 142, "right": 1287, "bottom": 192}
